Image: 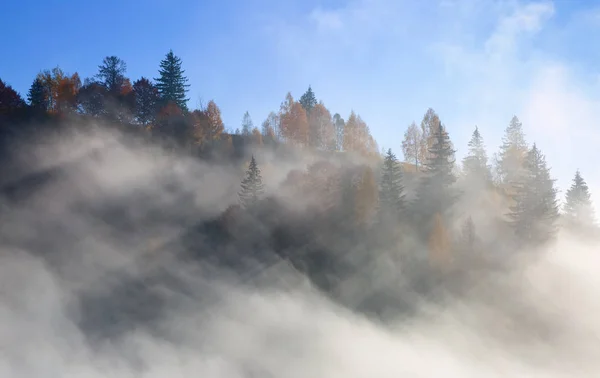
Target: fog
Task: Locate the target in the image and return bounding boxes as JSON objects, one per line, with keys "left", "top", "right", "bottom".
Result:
{"left": 0, "top": 127, "right": 598, "bottom": 377}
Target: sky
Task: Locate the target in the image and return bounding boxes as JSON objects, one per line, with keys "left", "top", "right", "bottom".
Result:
{"left": 2, "top": 0, "right": 600, "bottom": 204}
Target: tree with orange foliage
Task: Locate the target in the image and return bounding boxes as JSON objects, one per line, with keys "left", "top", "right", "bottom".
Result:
{"left": 251, "top": 127, "right": 263, "bottom": 145}
{"left": 37, "top": 67, "right": 80, "bottom": 113}
{"left": 343, "top": 111, "right": 378, "bottom": 158}
{"left": 279, "top": 92, "right": 309, "bottom": 147}
{"left": 190, "top": 99, "right": 224, "bottom": 145}
{"left": 309, "top": 102, "right": 335, "bottom": 150}
{"left": 353, "top": 166, "right": 378, "bottom": 227}
{"left": 428, "top": 213, "right": 452, "bottom": 267}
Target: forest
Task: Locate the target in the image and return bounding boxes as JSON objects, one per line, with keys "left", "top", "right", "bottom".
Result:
{"left": 1, "top": 50, "right": 599, "bottom": 376}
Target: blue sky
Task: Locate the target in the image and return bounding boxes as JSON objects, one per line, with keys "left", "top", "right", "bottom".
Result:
{"left": 2, "top": 0, "right": 600, "bottom": 203}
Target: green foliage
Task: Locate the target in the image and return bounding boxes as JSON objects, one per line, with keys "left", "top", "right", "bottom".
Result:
{"left": 462, "top": 126, "right": 491, "bottom": 183}
{"left": 508, "top": 144, "right": 559, "bottom": 245}
{"left": 27, "top": 78, "right": 49, "bottom": 111}
{"left": 154, "top": 50, "right": 190, "bottom": 111}
{"left": 299, "top": 85, "right": 317, "bottom": 114}
{"left": 241, "top": 111, "right": 253, "bottom": 136}
{"left": 96, "top": 56, "right": 127, "bottom": 94}
{"left": 564, "top": 170, "right": 596, "bottom": 231}
{"left": 379, "top": 149, "right": 405, "bottom": 220}
{"left": 239, "top": 156, "right": 265, "bottom": 209}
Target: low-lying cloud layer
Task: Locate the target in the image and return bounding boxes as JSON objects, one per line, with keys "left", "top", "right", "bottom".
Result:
{"left": 0, "top": 129, "right": 599, "bottom": 377}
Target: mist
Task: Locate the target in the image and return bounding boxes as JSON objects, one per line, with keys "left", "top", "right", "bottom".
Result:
{"left": 0, "top": 124, "right": 596, "bottom": 378}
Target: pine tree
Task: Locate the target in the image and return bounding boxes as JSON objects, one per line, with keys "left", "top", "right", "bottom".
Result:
{"left": 564, "top": 170, "right": 596, "bottom": 231}
{"left": 96, "top": 56, "right": 127, "bottom": 94}
{"left": 155, "top": 50, "right": 190, "bottom": 111}
{"left": 508, "top": 144, "right": 559, "bottom": 245}
{"left": 27, "top": 78, "right": 49, "bottom": 111}
{"left": 379, "top": 149, "right": 405, "bottom": 220}
{"left": 241, "top": 111, "right": 253, "bottom": 136}
{"left": 299, "top": 85, "right": 317, "bottom": 114}
{"left": 414, "top": 122, "right": 457, "bottom": 222}
{"left": 239, "top": 156, "right": 265, "bottom": 209}
{"left": 462, "top": 126, "right": 491, "bottom": 183}
{"left": 496, "top": 116, "right": 528, "bottom": 187}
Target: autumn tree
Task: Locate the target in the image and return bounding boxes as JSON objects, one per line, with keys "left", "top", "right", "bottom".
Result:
{"left": 353, "top": 166, "right": 378, "bottom": 227}
{"left": 191, "top": 100, "right": 224, "bottom": 145}
{"left": 420, "top": 108, "right": 441, "bottom": 161}
{"left": 0, "top": 79, "right": 26, "bottom": 114}
{"left": 279, "top": 92, "right": 309, "bottom": 147}
{"left": 239, "top": 155, "right": 265, "bottom": 209}
{"left": 299, "top": 85, "right": 317, "bottom": 114}
{"left": 241, "top": 111, "right": 253, "bottom": 136}
{"left": 309, "top": 102, "right": 335, "bottom": 150}
{"left": 379, "top": 149, "right": 405, "bottom": 222}
{"left": 508, "top": 144, "right": 559, "bottom": 246}
{"left": 261, "top": 112, "right": 278, "bottom": 145}
{"left": 428, "top": 213, "right": 452, "bottom": 268}
{"left": 563, "top": 170, "right": 596, "bottom": 232}
{"left": 37, "top": 67, "right": 80, "bottom": 113}
{"left": 462, "top": 126, "right": 491, "bottom": 184}
{"left": 27, "top": 78, "right": 49, "bottom": 111}
{"left": 251, "top": 127, "right": 263, "bottom": 145}
{"left": 402, "top": 121, "right": 422, "bottom": 169}
{"left": 132, "top": 77, "right": 160, "bottom": 125}
{"left": 495, "top": 116, "right": 528, "bottom": 189}
{"left": 343, "top": 112, "right": 378, "bottom": 158}
{"left": 155, "top": 50, "right": 190, "bottom": 111}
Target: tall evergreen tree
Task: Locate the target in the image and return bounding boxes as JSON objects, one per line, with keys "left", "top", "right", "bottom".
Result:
{"left": 96, "top": 56, "right": 127, "bottom": 94}
{"left": 495, "top": 116, "right": 528, "bottom": 187}
{"left": 563, "top": 170, "right": 596, "bottom": 231}
{"left": 27, "top": 78, "right": 49, "bottom": 111}
{"left": 239, "top": 155, "right": 265, "bottom": 209}
{"left": 299, "top": 85, "right": 317, "bottom": 114}
{"left": 155, "top": 50, "right": 190, "bottom": 111}
{"left": 508, "top": 144, "right": 559, "bottom": 245}
{"left": 379, "top": 149, "right": 405, "bottom": 220}
{"left": 462, "top": 126, "right": 491, "bottom": 183}
{"left": 241, "top": 111, "right": 253, "bottom": 136}
{"left": 0, "top": 79, "right": 26, "bottom": 114}
{"left": 413, "top": 122, "right": 457, "bottom": 224}
{"left": 333, "top": 113, "right": 345, "bottom": 151}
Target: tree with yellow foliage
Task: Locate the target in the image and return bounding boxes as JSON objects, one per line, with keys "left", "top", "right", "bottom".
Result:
{"left": 353, "top": 166, "right": 378, "bottom": 227}
{"left": 279, "top": 92, "right": 309, "bottom": 147}
{"left": 428, "top": 213, "right": 452, "bottom": 267}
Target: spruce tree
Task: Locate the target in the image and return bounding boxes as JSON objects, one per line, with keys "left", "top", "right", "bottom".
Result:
{"left": 564, "top": 170, "right": 596, "bottom": 231}
{"left": 414, "top": 122, "right": 457, "bottom": 222}
{"left": 239, "top": 156, "right": 265, "bottom": 209}
{"left": 462, "top": 126, "right": 491, "bottom": 183}
{"left": 496, "top": 116, "right": 528, "bottom": 187}
{"left": 132, "top": 77, "right": 160, "bottom": 125}
{"left": 27, "top": 78, "right": 49, "bottom": 111}
{"left": 508, "top": 144, "right": 559, "bottom": 245}
{"left": 155, "top": 50, "right": 190, "bottom": 111}
{"left": 299, "top": 85, "right": 317, "bottom": 114}
{"left": 379, "top": 149, "right": 405, "bottom": 220}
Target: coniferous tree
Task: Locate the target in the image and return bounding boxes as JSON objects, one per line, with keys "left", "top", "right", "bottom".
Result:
{"left": 241, "top": 111, "right": 253, "bottom": 136}
{"left": 96, "top": 56, "right": 127, "bottom": 94}
{"left": 239, "top": 155, "right": 265, "bottom": 209}
{"left": 462, "top": 126, "right": 491, "bottom": 183}
{"left": 0, "top": 79, "right": 26, "bottom": 114}
{"left": 27, "top": 78, "right": 49, "bottom": 111}
{"left": 508, "top": 144, "right": 559, "bottom": 245}
{"left": 495, "top": 116, "right": 528, "bottom": 188}
{"left": 414, "top": 122, "right": 457, "bottom": 223}
{"left": 155, "top": 50, "right": 190, "bottom": 111}
{"left": 299, "top": 85, "right": 317, "bottom": 114}
{"left": 333, "top": 113, "right": 345, "bottom": 151}
{"left": 563, "top": 170, "right": 596, "bottom": 231}
{"left": 379, "top": 149, "right": 405, "bottom": 220}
